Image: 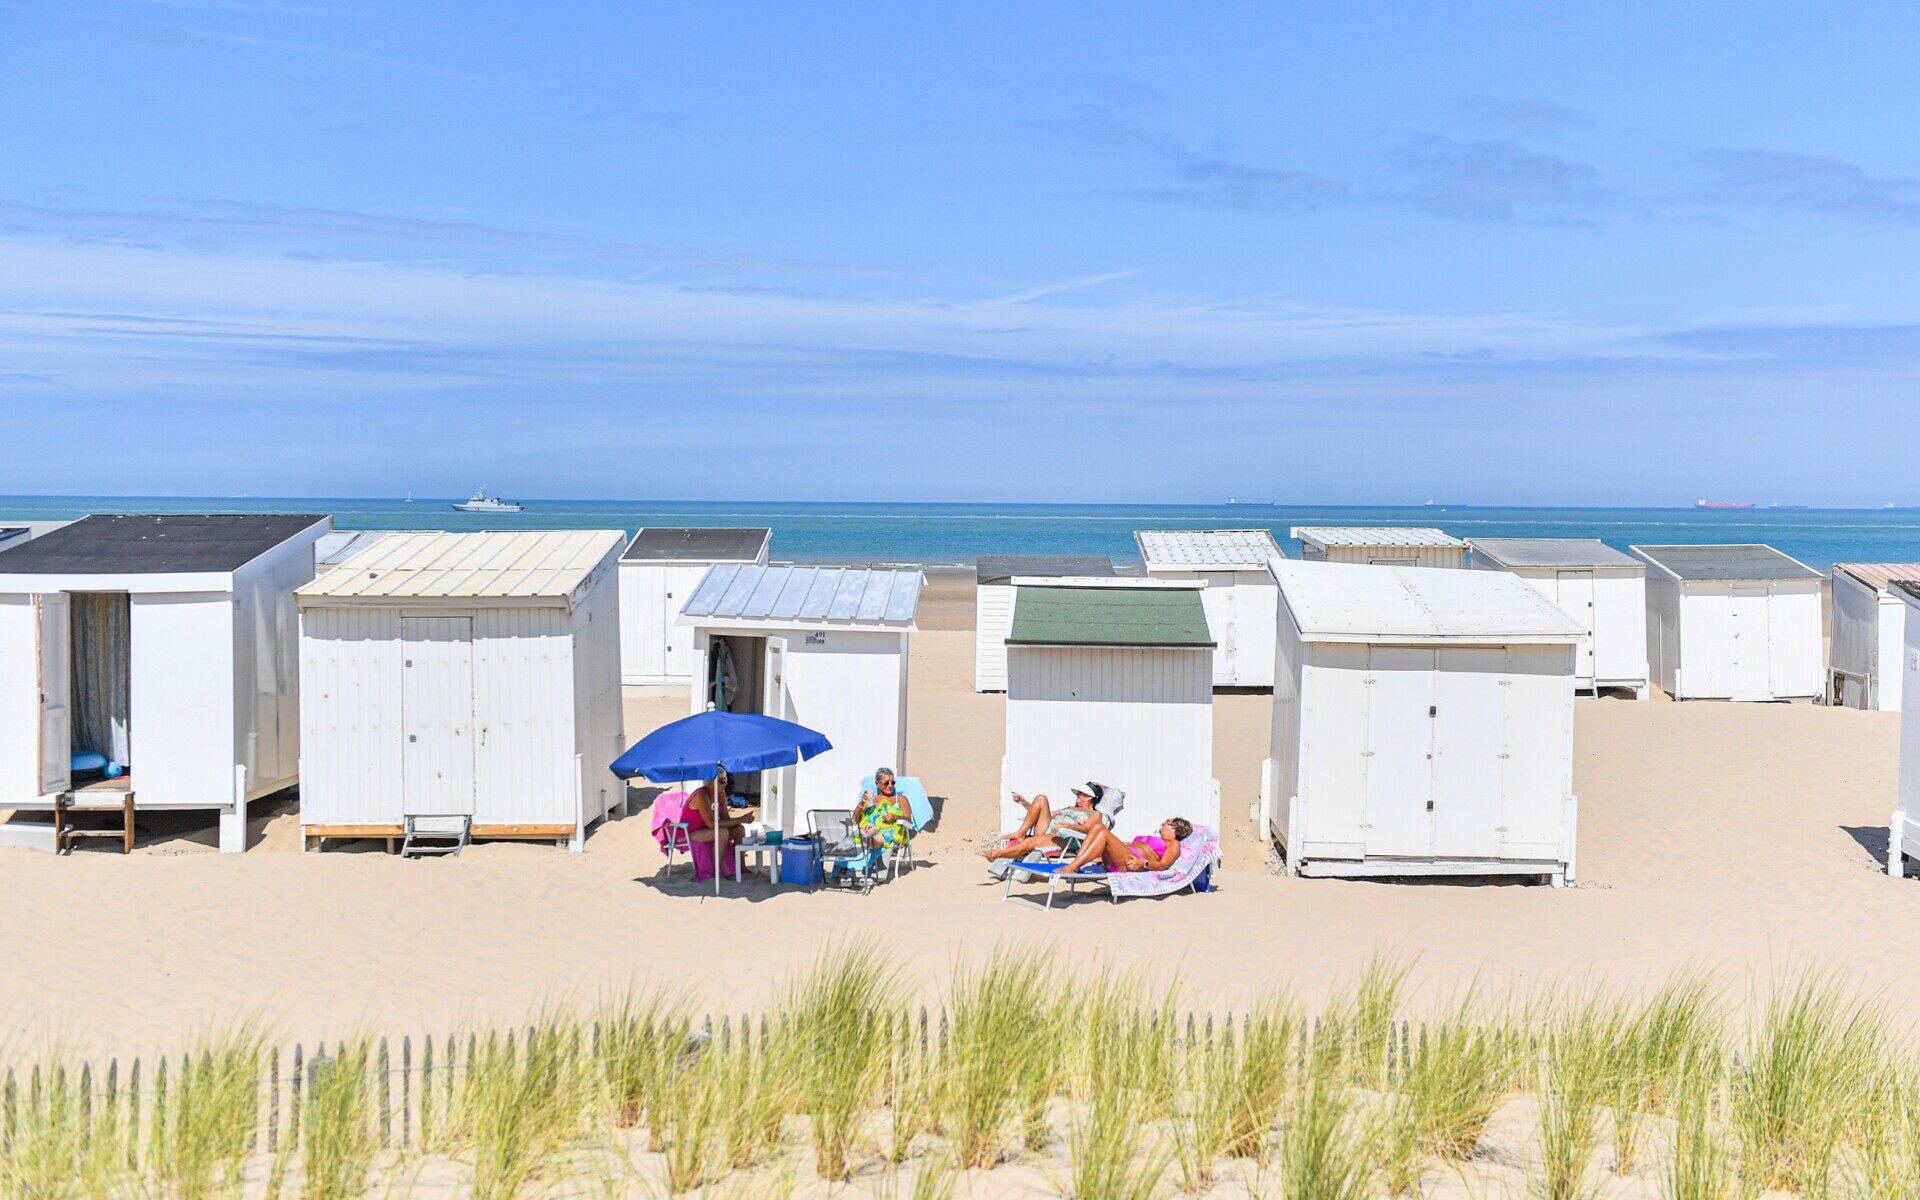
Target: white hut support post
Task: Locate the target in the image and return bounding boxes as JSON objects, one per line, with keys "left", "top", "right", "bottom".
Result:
{"left": 679, "top": 564, "right": 922, "bottom": 835}
{"left": 1630, "top": 545, "right": 1824, "bottom": 702}
{"left": 1290, "top": 527, "right": 1467, "bottom": 568}
{"left": 1829, "top": 564, "right": 1920, "bottom": 712}
{"left": 1890, "top": 584, "right": 1920, "bottom": 877}
{"left": 295, "top": 530, "right": 628, "bottom": 853}
{"left": 1000, "top": 581, "right": 1221, "bottom": 838}
{"left": 973, "top": 555, "right": 1116, "bottom": 692}
{"left": 1468, "top": 538, "right": 1650, "bottom": 697}
{"left": 0, "top": 514, "right": 329, "bottom": 853}
{"left": 618, "top": 528, "right": 770, "bottom": 689}
{"left": 1263, "top": 559, "right": 1582, "bottom": 886}
{"left": 1133, "top": 530, "right": 1283, "bottom": 689}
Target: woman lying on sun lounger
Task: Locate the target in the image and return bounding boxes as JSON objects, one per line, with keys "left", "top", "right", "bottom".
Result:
{"left": 1059, "top": 817, "right": 1192, "bottom": 875}
{"left": 980, "top": 785, "right": 1106, "bottom": 863}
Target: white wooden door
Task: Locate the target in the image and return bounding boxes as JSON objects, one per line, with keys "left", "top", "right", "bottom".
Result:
{"left": 1555, "top": 571, "right": 1596, "bottom": 684}
{"left": 35, "top": 593, "right": 71, "bottom": 796}
{"left": 1201, "top": 573, "right": 1235, "bottom": 684}
{"left": 401, "top": 617, "right": 476, "bottom": 816}
{"left": 661, "top": 567, "right": 696, "bottom": 681}
{"left": 1364, "top": 647, "right": 1435, "bottom": 857}
{"left": 762, "top": 638, "right": 794, "bottom": 831}
{"left": 1728, "top": 587, "right": 1771, "bottom": 699}
{"left": 1430, "top": 649, "right": 1506, "bottom": 858}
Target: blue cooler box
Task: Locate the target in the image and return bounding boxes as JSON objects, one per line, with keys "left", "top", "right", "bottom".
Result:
{"left": 779, "top": 839, "right": 822, "bottom": 886}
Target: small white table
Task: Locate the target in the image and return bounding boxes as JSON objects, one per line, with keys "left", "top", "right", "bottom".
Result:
{"left": 732, "top": 840, "right": 783, "bottom": 886}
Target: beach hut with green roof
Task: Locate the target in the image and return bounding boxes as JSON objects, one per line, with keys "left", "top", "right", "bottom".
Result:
{"left": 1000, "top": 580, "right": 1220, "bottom": 839}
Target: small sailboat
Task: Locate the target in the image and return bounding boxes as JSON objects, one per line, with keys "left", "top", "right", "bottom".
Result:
{"left": 451, "top": 486, "right": 525, "bottom": 514}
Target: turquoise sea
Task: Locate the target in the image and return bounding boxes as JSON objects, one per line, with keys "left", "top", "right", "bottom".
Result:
{"left": 3, "top": 496, "right": 1919, "bottom": 570}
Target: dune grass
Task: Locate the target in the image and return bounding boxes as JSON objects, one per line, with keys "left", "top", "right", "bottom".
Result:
{"left": 6, "top": 955, "right": 1919, "bottom": 1200}
{"left": 1730, "top": 972, "right": 1887, "bottom": 1196}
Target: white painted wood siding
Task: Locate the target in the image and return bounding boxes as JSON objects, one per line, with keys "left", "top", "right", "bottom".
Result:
{"left": 299, "top": 603, "right": 591, "bottom": 828}
{"left": 784, "top": 631, "right": 909, "bottom": 832}
{"left": 1662, "top": 580, "right": 1823, "bottom": 701}
{"left": 1897, "top": 602, "right": 1920, "bottom": 858}
{"left": 1003, "top": 645, "right": 1215, "bottom": 838}
{"left": 1279, "top": 640, "right": 1574, "bottom": 877}
{"left": 1831, "top": 571, "right": 1879, "bottom": 708}
{"left": 973, "top": 583, "right": 1015, "bottom": 691}
{"left": 621, "top": 560, "right": 757, "bottom": 686}
{"left": 132, "top": 593, "right": 236, "bottom": 808}
{"left": 1486, "top": 566, "right": 1647, "bottom": 692}
{"left": 570, "top": 560, "right": 625, "bottom": 824}
{"left": 1307, "top": 544, "right": 1467, "bottom": 569}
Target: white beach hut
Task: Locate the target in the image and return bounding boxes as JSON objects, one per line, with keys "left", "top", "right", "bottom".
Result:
{"left": 1134, "top": 529, "right": 1283, "bottom": 688}
{"left": 1261, "top": 559, "right": 1582, "bottom": 885}
{"left": 1469, "top": 538, "right": 1650, "bottom": 696}
{"left": 1000, "top": 581, "right": 1221, "bottom": 838}
{"left": 1631, "top": 545, "right": 1824, "bottom": 702}
{"left": 1886, "top": 583, "right": 1920, "bottom": 876}
{"left": 1829, "top": 563, "right": 1920, "bottom": 711}
{"left": 1292, "top": 526, "right": 1468, "bottom": 568}
{"left": 974, "top": 555, "right": 1116, "bottom": 692}
{"left": 620, "top": 528, "right": 770, "bottom": 688}
{"left": 0, "top": 514, "right": 329, "bottom": 852}
{"left": 680, "top": 564, "right": 921, "bottom": 835}
{"left": 295, "top": 530, "right": 627, "bottom": 852}
{"left": 0, "top": 528, "right": 28, "bottom": 554}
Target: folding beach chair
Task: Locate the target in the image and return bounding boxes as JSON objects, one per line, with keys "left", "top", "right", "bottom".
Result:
{"left": 807, "top": 809, "right": 878, "bottom": 893}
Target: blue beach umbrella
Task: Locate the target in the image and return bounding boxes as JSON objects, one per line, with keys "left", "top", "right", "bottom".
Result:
{"left": 610, "top": 710, "right": 832, "bottom": 783}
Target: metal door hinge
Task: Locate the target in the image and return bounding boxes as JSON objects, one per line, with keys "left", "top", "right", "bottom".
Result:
{"left": 1426, "top": 800, "right": 1434, "bottom": 811}
{"left": 1429, "top": 705, "right": 1437, "bottom": 716}
{"left": 1360, "top": 750, "right": 1374, "bottom": 757}
{"left": 1497, "top": 753, "right": 1511, "bottom": 759}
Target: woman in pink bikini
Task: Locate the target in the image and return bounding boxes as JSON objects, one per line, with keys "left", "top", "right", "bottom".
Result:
{"left": 1059, "top": 817, "right": 1191, "bottom": 875}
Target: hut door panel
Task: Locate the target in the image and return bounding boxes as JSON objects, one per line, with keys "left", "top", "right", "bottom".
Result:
{"left": 1555, "top": 572, "right": 1596, "bottom": 683}
{"left": 1728, "top": 587, "right": 1770, "bottom": 699}
{"left": 401, "top": 617, "right": 476, "bottom": 816}
{"left": 1429, "top": 649, "right": 1505, "bottom": 858}
{"left": 1363, "top": 647, "right": 1434, "bottom": 857}
{"left": 762, "top": 638, "right": 794, "bottom": 832}
{"left": 34, "top": 592, "right": 71, "bottom": 796}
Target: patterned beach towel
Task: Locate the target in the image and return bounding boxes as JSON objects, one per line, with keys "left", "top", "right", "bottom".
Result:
{"left": 1105, "top": 825, "right": 1220, "bottom": 898}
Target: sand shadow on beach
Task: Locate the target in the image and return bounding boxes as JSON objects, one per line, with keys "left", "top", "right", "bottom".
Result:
{"left": 1844, "top": 823, "right": 1898, "bottom": 873}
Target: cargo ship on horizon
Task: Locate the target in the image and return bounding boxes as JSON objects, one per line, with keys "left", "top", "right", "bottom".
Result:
{"left": 1695, "top": 499, "right": 1756, "bottom": 509}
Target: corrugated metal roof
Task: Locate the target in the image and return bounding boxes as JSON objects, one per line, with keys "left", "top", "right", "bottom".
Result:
{"left": 1008, "top": 586, "right": 1214, "bottom": 647}
{"left": 0, "top": 514, "right": 328, "bottom": 575}
{"left": 682, "top": 564, "right": 922, "bottom": 625}
{"left": 298, "top": 530, "right": 623, "bottom": 604}
{"left": 976, "top": 554, "right": 1116, "bottom": 585}
{"left": 1470, "top": 538, "right": 1642, "bottom": 570}
{"left": 314, "top": 529, "right": 392, "bottom": 566}
{"left": 1135, "top": 528, "right": 1283, "bottom": 569}
{"left": 1630, "top": 544, "right": 1821, "bottom": 582}
{"left": 1291, "top": 526, "right": 1466, "bottom": 550}
{"left": 1834, "top": 562, "right": 1920, "bottom": 592}
{"left": 622, "top": 527, "right": 770, "bottom": 563}
{"left": 1271, "top": 559, "right": 1581, "bottom": 643}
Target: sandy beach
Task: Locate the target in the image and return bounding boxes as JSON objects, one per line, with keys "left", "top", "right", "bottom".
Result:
{"left": 0, "top": 572, "right": 1908, "bottom": 1058}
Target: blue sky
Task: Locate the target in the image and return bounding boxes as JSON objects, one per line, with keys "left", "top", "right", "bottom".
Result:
{"left": 2, "top": 2, "right": 1917, "bottom": 504}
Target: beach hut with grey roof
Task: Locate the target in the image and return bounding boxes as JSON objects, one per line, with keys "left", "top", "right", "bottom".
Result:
{"left": 295, "top": 529, "right": 628, "bottom": 852}
{"left": 1470, "top": 538, "right": 1649, "bottom": 696}
{"left": 1631, "top": 544, "right": 1823, "bottom": 701}
{"left": 1000, "top": 580, "right": 1220, "bottom": 838}
{"left": 1828, "top": 563, "right": 1920, "bottom": 711}
{"left": 0, "top": 513, "right": 330, "bottom": 852}
{"left": 1263, "top": 559, "right": 1583, "bottom": 885}
{"left": 680, "top": 563, "right": 922, "bottom": 834}
{"left": 1134, "top": 529, "right": 1284, "bottom": 687}
{"left": 619, "top": 527, "right": 770, "bottom": 689}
